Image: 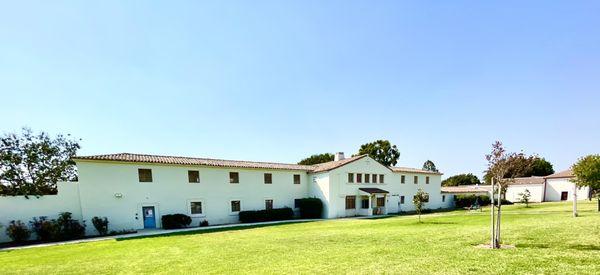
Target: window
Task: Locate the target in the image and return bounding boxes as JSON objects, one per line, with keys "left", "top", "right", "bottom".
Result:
{"left": 229, "top": 172, "right": 239, "bottom": 184}
{"left": 188, "top": 170, "right": 200, "bottom": 183}
{"left": 264, "top": 173, "right": 272, "bottom": 184}
{"left": 190, "top": 201, "right": 203, "bottom": 215}
{"left": 345, "top": 196, "right": 356, "bottom": 209}
{"left": 426, "top": 176, "right": 430, "bottom": 184}
{"left": 376, "top": 197, "right": 385, "bottom": 207}
{"left": 138, "top": 169, "right": 153, "bottom": 182}
{"left": 294, "top": 174, "right": 301, "bottom": 184}
{"left": 379, "top": 174, "right": 384, "bottom": 183}
{"left": 414, "top": 176, "right": 418, "bottom": 184}
{"left": 294, "top": 199, "right": 301, "bottom": 209}
{"left": 365, "top": 173, "right": 370, "bottom": 183}
{"left": 348, "top": 173, "right": 354, "bottom": 183}
{"left": 357, "top": 174, "right": 362, "bottom": 183}
{"left": 372, "top": 174, "right": 377, "bottom": 183}
{"left": 361, "top": 197, "right": 369, "bottom": 209}
{"left": 231, "top": 200, "right": 241, "bottom": 212}
{"left": 401, "top": 175, "right": 405, "bottom": 184}
{"left": 442, "top": 195, "right": 446, "bottom": 202}
{"left": 400, "top": 196, "right": 405, "bottom": 204}
{"left": 265, "top": 199, "right": 273, "bottom": 210}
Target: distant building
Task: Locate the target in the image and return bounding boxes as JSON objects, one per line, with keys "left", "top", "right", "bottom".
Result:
{"left": 505, "top": 169, "right": 591, "bottom": 203}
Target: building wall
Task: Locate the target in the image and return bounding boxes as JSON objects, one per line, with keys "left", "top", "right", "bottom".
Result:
{"left": 544, "top": 178, "right": 590, "bottom": 202}
{"left": 505, "top": 184, "right": 544, "bottom": 203}
{"left": 308, "top": 172, "right": 332, "bottom": 218}
{"left": 0, "top": 182, "right": 81, "bottom": 243}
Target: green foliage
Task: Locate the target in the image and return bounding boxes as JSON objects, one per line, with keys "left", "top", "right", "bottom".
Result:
{"left": 518, "top": 189, "right": 532, "bottom": 207}
{"left": 298, "top": 153, "right": 334, "bottom": 165}
{"left": 571, "top": 154, "right": 600, "bottom": 190}
{"left": 199, "top": 220, "right": 209, "bottom": 227}
{"left": 484, "top": 149, "right": 554, "bottom": 184}
{"left": 29, "top": 216, "right": 57, "bottom": 241}
{"left": 296, "top": 198, "right": 323, "bottom": 219}
{"left": 92, "top": 217, "right": 109, "bottom": 236}
{"left": 412, "top": 189, "right": 429, "bottom": 222}
{"left": 239, "top": 207, "right": 294, "bottom": 223}
{"left": 6, "top": 220, "right": 31, "bottom": 243}
{"left": 0, "top": 128, "right": 80, "bottom": 197}
{"left": 442, "top": 173, "right": 480, "bottom": 186}
{"left": 454, "top": 195, "right": 491, "bottom": 208}
{"left": 161, "top": 214, "right": 192, "bottom": 229}
{"left": 357, "top": 140, "right": 400, "bottom": 167}
{"left": 422, "top": 160, "right": 438, "bottom": 172}
{"left": 55, "top": 212, "right": 86, "bottom": 240}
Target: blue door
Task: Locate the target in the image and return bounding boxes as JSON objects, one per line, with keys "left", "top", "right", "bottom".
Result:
{"left": 142, "top": 206, "right": 156, "bottom": 229}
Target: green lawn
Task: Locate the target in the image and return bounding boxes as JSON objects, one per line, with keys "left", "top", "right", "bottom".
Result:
{"left": 1, "top": 201, "right": 599, "bottom": 274}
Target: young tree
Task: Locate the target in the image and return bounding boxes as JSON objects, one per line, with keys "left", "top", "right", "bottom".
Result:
{"left": 412, "top": 189, "right": 429, "bottom": 223}
{"left": 571, "top": 154, "right": 600, "bottom": 214}
{"left": 422, "top": 160, "right": 439, "bottom": 172}
{"left": 441, "top": 173, "right": 481, "bottom": 186}
{"left": 298, "top": 153, "right": 334, "bottom": 165}
{"left": 518, "top": 189, "right": 531, "bottom": 207}
{"left": 357, "top": 140, "right": 400, "bottom": 167}
{"left": 0, "top": 128, "right": 80, "bottom": 197}
{"left": 483, "top": 154, "right": 554, "bottom": 183}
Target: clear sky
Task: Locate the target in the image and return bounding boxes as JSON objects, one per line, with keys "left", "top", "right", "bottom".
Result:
{"left": 1, "top": 1, "right": 599, "bottom": 179}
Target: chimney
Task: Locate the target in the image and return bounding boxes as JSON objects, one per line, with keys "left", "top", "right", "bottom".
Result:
{"left": 334, "top": 152, "right": 345, "bottom": 161}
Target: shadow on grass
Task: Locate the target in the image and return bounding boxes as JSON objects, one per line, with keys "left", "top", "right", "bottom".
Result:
{"left": 517, "top": 243, "right": 551, "bottom": 249}
{"left": 116, "top": 220, "right": 315, "bottom": 241}
{"left": 569, "top": 244, "right": 600, "bottom": 251}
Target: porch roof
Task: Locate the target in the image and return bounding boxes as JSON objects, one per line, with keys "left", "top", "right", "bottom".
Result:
{"left": 359, "top": 188, "right": 389, "bottom": 194}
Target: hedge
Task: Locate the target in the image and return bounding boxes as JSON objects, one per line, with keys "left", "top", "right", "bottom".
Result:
{"left": 296, "top": 198, "right": 323, "bottom": 219}
{"left": 454, "top": 195, "right": 513, "bottom": 208}
{"left": 239, "top": 207, "right": 294, "bottom": 223}
{"left": 161, "top": 214, "right": 192, "bottom": 229}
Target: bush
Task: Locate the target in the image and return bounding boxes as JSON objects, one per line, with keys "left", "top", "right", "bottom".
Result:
{"left": 161, "top": 214, "right": 192, "bottom": 229}
{"left": 296, "top": 198, "right": 323, "bottom": 219}
{"left": 92, "top": 217, "right": 109, "bottom": 236}
{"left": 454, "top": 195, "right": 491, "bottom": 208}
{"left": 239, "top": 207, "right": 294, "bottom": 223}
{"left": 55, "top": 212, "right": 86, "bottom": 240}
{"left": 199, "top": 220, "right": 209, "bottom": 227}
{"left": 6, "top": 220, "right": 31, "bottom": 243}
{"left": 30, "top": 216, "right": 57, "bottom": 241}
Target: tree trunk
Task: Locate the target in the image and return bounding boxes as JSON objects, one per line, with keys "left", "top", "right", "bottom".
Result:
{"left": 573, "top": 184, "right": 578, "bottom": 217}
{"left": 490, "top": 178, "right": 496, "bottom": 248}
{"left": 496, "top": 185, "right": 502, "bottom": 248}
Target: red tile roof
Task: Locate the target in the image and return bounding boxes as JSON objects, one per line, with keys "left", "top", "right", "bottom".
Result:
{"left": 311, "top": 155, "right": 368, "bottom": 173}
{"left": 544, "top": 169, "right": 573, "bottom": 179}
{"left": 507, "top": 176, "right": 545, "bottom": 185}
{"left": 441, "top": 185, "right": 491, "bottom": 194}
{"left": 390, "top": 166, "right": 443, "bottom": 175}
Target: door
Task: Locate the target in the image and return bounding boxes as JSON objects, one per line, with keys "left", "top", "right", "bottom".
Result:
{"left": 142, "top": 206, "right": 156, "bottom": 229}
{"left": 560, "top": 192, "right": 568, "bottom": 201}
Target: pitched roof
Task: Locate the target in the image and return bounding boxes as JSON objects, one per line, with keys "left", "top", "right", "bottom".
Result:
{"left": 310, "top": 155, "right": 368, "bottom": 173}
{"left": 359, "top": 188, "right": 389, "bottom": 194}
{"left": 73, "top": 153, "right": 314, "bottom": 171}
{"left": 441, "top": 185, "right": 491, "bottom": 194}
{"left": 545, "top": 169, "right": 573, "bottom": 179}
{"left": 507, "top": 176, "right": 545, "bottom": 185}
{"left": 390, "top": 167, "right": 443, "bottom": 175}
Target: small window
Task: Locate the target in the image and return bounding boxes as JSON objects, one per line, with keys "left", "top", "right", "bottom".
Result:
{"left": 345, "top": 196, "right": 356, "bottom": 210}
{"left": 442, "top": 195, "right": 446, "bottom": 202}
{"left": 190, "top": 201, "right": 203, "bottom": 215}
{"left": 264, "top": 173, "right": 272, "bottom": 184}
{"left": 401, "top": 175, "right": 405, "bottom": 184}
{"left": 379, "top": 174, "right": 384, "bottom": 183}
{"left": 365, "top": 173, "right": 370, "bottom": 183}
{"left": 230, "top": 172, "right": 239, "bottom": 184}
{"left": 357, "top": 174, "right": 362, "bottom": 183}
{"left": 414, "top": 176, "right": 418, "bottom": 184}
{"left": 294, "top": 174, "right": 301, "bottom": 185}
{"left": 426, "top": 176, "right": 430, "bottom": 184}
{"left": 400, "top": 196, "right": 405, "bottom": 204}
{"left": 294, "top": 199, "right": 301, "bottom": 209}
{"left": 376, "top": 197, "right": 385, "bottom": 207}
{"left": 231, "top": 200, "right": 241, "bottom": 212}
{"left": 265, "top": 199, "right": 273, "bottom": 210}
{"left": 348, "top": 173, "right": 354, "bottom": 183}
{"left": 138, "top": 169, "right": 153, "bottom": 182}
{"left": 361, "top": 197, "right": 369, "bottom": 209}
{"left": 188, "top": 170, "right": 200, "bottom": 183}
{"left": 372, "top": 174, "right": 377, "bottom": 183}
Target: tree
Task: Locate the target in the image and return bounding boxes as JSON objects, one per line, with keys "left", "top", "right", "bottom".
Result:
{"left": 442, "top": 173, "right": 481, "bottom": 187}
{"left": 0, "top": 128, "right": 80, "bottom": 197}
{"left": 422, "top": 160, "right": 438, "bottom": 172}
{"left": 412, "top": 189, "right": 429, "bottom": 223}
{"left": 357, "top": 140, "right": 400, "bottom": 167}
{"left": 298, "top": 153, "right": 334, "bottom": 165}
{"left": 518, "top": 189, "right": 531, "bottom": 207}
{"left": 571, "top": 154, "right": 600, "bottom": 214}
{"left": 484, "top": 154, "right": 554, "bottom": 183}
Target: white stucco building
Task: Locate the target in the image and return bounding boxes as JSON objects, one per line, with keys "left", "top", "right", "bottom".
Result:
{"left": 0, "top": 152, "right": 446, "bottom": 242}
{"left": 504, "top": 169, "right": 591, "bottom": 203}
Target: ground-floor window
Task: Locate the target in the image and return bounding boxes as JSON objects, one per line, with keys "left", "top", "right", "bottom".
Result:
{"left": 561, "top": 191, "right": 568, "bottom": 201}
{"left": 294, "top": 199, "right": 301, "bottom": 209}
{"left": 376, "top": 197, "right": 385, "bottom": 207}
{"left": 190, "top": 201, "right": 203, "bottom": 215}
{"left": 400, "top": 196, "right": 405, "bottom": 204}
{"left": 345, "top": 196, "right": 356, "bottom": 209}
{"left": 361, "top": 197, "right": 369, "bottom": 209}
{"left": 231, "top": 200, "right": 241, "bottom": 212}
{"left": 265, "top": 199, "right": 273, "bottom": 210}
{"left": 442, "top": 195, "right": 446, "bottom": 202}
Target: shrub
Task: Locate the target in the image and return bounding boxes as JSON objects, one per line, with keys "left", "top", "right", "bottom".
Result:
{"left": 30, "top": 216, "right": 57, "bottom": 241}
{"left": 239, "top": 207, "right": 294, "bottom": 223}
{"left": 296, "top": 198, "right": 323, "bottom": 219}
{"left": 6, "top": 220, "right": 31, "bottom": 243}
{"left": 454, "top": 195, "right": 491, "bottom": 208}
{"left": 199, "top": 220, "right": 209, "bottom": 227}
{"left": 161, "top": 214, "right": 192, "bottom": 229}
{"left": 92, "top": 217, "right": 109, "bottom": 236}
{"left": 55, "top": 212, "right": 86, "bottom": 240}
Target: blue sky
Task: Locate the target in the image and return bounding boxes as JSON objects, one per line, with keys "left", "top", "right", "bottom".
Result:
{"left": 1, "top": 1, "right": 599, "bottom": 178}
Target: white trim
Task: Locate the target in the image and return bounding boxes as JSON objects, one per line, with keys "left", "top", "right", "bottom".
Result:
{"left": 187, "top": 199, "right": 205, "bottom": 217}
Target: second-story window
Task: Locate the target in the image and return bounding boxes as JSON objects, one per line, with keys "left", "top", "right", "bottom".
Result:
{"left": 188, "top": 170, "right": 200, "bottom": 183}
{"left": 138, "top": 169, "right": 153, "bottom": 182}
{"left": 372, "top": 174, "right": 377, "bottom": 183}
{"left": 379, "top": 174, "right": 384, "bottom": 183}
{"left": 401, "top": 175, "right": 405, "bottom": 184}
{"left": 357, "top": 173, "right": 362, "bottom": 183}
{"left": 365, "top": 173, "right": 370, "bottom": 183}
{"left": 230, "top": 172, "right": 239, "bottom": 184}
{"left": 293, "top": 174, "right": 301, "bottom": 184}
{"left": 264, "top": 173, "right": 272, "bottom": 184}
{"left": 426, "top": 176, "right": 430, "bottom": 184}
{"left": 414, "top": 176, "right": 419, "bottom": 184}
{"left": 348, "top": 173, "right": 354, "bottom": 183}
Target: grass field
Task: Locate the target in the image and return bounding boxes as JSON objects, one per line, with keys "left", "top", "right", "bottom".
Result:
{"left": 1, "top": 201, "right": 598, "bottom": 274}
